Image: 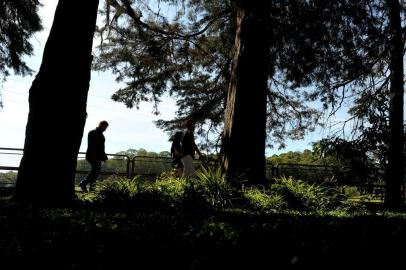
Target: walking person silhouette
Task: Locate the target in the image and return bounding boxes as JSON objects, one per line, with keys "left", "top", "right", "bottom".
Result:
{"left": 79, "top": 120, "right": 109, "bottom": 192}
{"left": 170, "top": 131, "right": 184, "bottom": 177}
{"left": 181, "top": 119, "right": 203, "bottom": 178}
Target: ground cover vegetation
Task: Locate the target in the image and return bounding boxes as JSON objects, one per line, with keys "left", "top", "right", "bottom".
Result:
{"left": 1, "top": 168, "right": 406, "bottom": 268}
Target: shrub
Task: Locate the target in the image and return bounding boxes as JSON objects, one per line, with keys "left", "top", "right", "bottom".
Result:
{"left": 96, "top": 173, "right": 187, "bottom": 209}
{"left": 183, "top": 167, "right": 238, "bottom": 209}
{"left": 96, "top": 176, "right": 139, "bottom": 206}
{"left": 271, "top": 176, "right": 347, "bottom": 211}
{"left": 151, "top": 172, "right": 187, "bottom": 200}
{"left": 243, "top": 187, "right": 287, "bottom": 211}
{"left": 90, "top": 172, "right": 357, "bottom": 214}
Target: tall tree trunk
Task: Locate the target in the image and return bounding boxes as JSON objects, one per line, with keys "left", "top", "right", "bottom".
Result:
{"left": 385, "top": 0, "right": 404, "bottom": 209}
{"left": 221, "top": 1, "right": 271, "bottom": 185}
{"left": 15, "top": 0, "right": 99, "bottom": 204}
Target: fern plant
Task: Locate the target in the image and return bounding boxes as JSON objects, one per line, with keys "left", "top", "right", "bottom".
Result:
{"left": 272, "top": 176, "right": 346, "bottom": 211}
{"left": 187, "top": 167, "right": 236, "bottom": 209}
{"left": 243, "top": 187, "right": 287, "bottom": 211}
{"left": 97, "top": 176, "right": 139, "bottom": 206}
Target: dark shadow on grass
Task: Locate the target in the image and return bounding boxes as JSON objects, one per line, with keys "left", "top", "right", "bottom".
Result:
{"left": 1, "top": 192, "right": 406, "bottom": 269}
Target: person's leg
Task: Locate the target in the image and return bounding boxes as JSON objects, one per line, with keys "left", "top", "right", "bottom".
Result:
{"left": 80, "top": 161, "right": 101, "bottom": 191}
{"left": 88, "top": 161, "right": 102, "bottom": 191}
{"left": 181, "top": 155, "right": 195, "bottom": 178}
{"left": 79, "top": 161, "right": 93, "bottom": 191}
{"left": 175, "top": 159, "right": 184, "bottom": 177}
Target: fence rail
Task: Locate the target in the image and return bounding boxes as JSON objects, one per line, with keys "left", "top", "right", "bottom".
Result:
{"left": 0, "top": 147, "right": 387, "bottom": 195}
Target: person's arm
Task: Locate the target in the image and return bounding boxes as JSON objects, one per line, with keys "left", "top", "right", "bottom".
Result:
{"left": 102, "top": 141, "right": 108, "bottom": 161}
{"left": 99, "top": 133, "right": 108, "bottom": 161}
{"left": 86, "top": 131, "right": 97, "bottom": 162}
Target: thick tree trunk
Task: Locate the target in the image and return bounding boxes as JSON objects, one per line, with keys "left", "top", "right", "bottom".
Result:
{"left": 15, "top": 0, "right": 99, "bottom": 204}
{"left": 221, "top": 1, "right": 271, "bottom": 185}
{"left": 385, "top": 0, "right": 404, "bottom": 209}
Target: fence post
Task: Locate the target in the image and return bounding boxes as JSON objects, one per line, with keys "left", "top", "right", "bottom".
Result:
{"left": 273, "top": 164, "right": 279, "bottom": 178}
{"left": 130, "top": 158, "right": 136, "bottom": 179}
{"left": 126, "top": 155, "right": 131, "bottom": 179}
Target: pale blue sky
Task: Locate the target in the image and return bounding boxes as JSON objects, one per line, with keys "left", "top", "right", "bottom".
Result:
{"left": 0, "top": 0, "right": 341, "bottom": 158}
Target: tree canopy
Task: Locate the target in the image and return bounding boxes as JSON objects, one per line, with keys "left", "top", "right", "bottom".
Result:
{"left": 94, "top": 0, "right": 400, "bottom": 150}
{"left": 94, "top": 0, "right": 323, "bottom": 152}
{"left": 0, "top": 0, "right": 42, "bottom": 85}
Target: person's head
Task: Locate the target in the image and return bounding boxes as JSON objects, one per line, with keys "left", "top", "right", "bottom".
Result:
{"left": 98, "top": 120, "right": 109, "bottom": 132}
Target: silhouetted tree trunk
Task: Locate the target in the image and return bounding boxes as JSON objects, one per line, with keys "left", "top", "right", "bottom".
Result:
{"left": 385, "top": 0, "right": 404, "bottom": 209}
{"left": 15, "top": 0, "right": 99, "bottom": 204}
{"left": 221, "top": 1, "right": 270, "bottom": 185}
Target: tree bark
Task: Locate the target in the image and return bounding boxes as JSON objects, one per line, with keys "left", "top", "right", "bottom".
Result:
{"left": 15, "top": 0, "right": 99, "bottom": 204}
{"left": 221, "top": 1, "right": 271, "bottom": 185}
{"left": 385, "top": 0, "right": 404, "bottom": 209}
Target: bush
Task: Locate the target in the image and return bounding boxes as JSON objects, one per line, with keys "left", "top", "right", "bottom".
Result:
{"left": 152, "top": 171, "right": 187, "bottom": 200}
{"left": 89, "top": 171, "right": 359, "bottom": 214}
{"left": 94, "top": 168, "right": 236, "bottom": 211}
{"left": 97, "top": 176, "right": 139, "bottom": 206}
{"left": 271, "top": 176, "right": 347, "bottom": 211}
{"left": 243, "top": 187, "right": 287, "bottom": 211}
{"left": 181, "top": 167, "right": 238, "bottom": 210}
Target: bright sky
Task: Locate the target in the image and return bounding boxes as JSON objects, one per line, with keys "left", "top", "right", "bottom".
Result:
{"left": 0, "top": 0, "right": 336, "bottom": 158}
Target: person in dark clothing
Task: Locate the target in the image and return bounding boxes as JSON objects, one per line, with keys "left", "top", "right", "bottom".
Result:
{"left": 181, "top": 119, "right": 203, "bottom": 177}
{"left": 79, "top": 120, "right": 109, "bottom": 192}
{"left": 170, "top": 131, "right": 184, "bottom": 177}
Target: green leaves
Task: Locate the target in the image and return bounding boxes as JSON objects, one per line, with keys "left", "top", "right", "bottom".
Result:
{"left": 0, "top": 0, "right": 42, "bottom": 87}
{"left": 95, "top": 0, "right": 324, "bottom": 151}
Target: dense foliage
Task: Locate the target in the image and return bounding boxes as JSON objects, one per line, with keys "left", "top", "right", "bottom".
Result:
{"left": 94, "top": 1, "right": 402, "bottom": 152}
{"left": 87, "top": 169, "right": 353, "bottom": 213}
{"left": 0, "top": 0, "right": 42, "bottom": 86}
{"left": 94, "top": 0, "right": 329, "bottom": 151}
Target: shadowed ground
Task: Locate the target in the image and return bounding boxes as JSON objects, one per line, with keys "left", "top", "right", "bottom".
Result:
{"left": 0, "top": 194, "right": 405, "bottom": 269}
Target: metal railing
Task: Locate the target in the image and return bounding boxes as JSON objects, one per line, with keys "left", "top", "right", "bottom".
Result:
{"left": 0, "top": 148, "right": 134, "bottom": 187}
{"left": 0, "top": 147, "right": 23, "bottom": 188}
{"left": 0, "top": 147, "right": 213, "bottom": 182}
{"left": 0, "top": 147, "right": 387, "bottom": 194}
